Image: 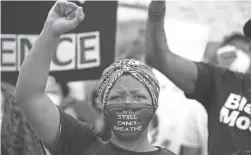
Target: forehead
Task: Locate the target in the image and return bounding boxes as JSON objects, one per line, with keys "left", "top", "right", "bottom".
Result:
{"left": 110, "top": 75, "right": 147, "bottom": 91}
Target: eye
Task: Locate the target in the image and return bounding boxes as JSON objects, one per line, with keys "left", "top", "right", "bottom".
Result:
{"left": 134, "top": 94, "right": 147, "bottom": 100}
{"left": 109, "top": 95, "right": 122, "bottom": 101}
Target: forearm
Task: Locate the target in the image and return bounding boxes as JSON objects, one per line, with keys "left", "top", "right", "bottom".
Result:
{"left": 16, "top": 26, "right": 60, "bottom": 103}
{"left": 14, "top": 1, "right": 85, "bottom": 149}
{"left": 145, "top": 2, "right": 197, "bottom": 94}
{"left": 145, "top": 3, "right": 168, "bottom": 69}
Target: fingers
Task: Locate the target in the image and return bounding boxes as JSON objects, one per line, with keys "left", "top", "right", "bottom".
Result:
{"left": 71, "top": 7, "right": 85, "bottom": 26}
{"left": 59, "top": 2, "right": 66, "bottom": 16}
{"left": 53, "top": 0, "right": 61, "bottom": 13}
{"left": 54, "top": 0, "right": 78, "bottom": 17}
{"left": 66, "top": 9, "right": 75, "bottom": 20}
{"left": 63, "top": 2, "right": 78, "bottom": 17}
{"left": 64, "top": 5, "right": 73, "bottom": 17}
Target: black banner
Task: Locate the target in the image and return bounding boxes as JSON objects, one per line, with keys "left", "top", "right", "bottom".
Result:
{"left": 1, "top": 1, "right": 117, "bottom": 85}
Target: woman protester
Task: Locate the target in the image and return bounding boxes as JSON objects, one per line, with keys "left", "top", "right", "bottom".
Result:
{"left": 15, "top": 1, "right": 176, "bottom": 155}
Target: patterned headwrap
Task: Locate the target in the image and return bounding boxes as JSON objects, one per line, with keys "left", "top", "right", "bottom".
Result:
{"left": 98, "top": 59, "right": 160, "bottom": 111}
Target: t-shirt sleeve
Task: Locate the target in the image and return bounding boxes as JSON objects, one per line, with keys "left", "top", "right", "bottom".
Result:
{"left": 185, "top": 62, "right": 224, "bottom": 110}
{"left": 50, "top": 107, "right": 99, "bottom": 155}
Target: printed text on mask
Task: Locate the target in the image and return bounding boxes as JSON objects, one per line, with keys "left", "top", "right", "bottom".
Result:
{"left": 114, "top": 110, "right": 143, "bottom": 132}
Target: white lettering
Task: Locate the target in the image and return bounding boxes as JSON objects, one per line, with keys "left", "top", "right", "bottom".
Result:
{"left": 1, "top": 32, "right": 101, "bottom": 72}
{"left": 220, "top": 93, "right": 251, "bottom": 131}
{"left": 244, "top": 104, "right": 251, "bottom": 115}
{"left": 77, "top": 31, "right": 100, "bottom": 69}
{"left": 117, "top": 115, "right": 122, "bottom": 119}
{"left": 220, "top": 107, "right": 239, "bottom": 126}
{"left": 114, "top": 126, "right": 142, "bottom": 132}
{"left": 239, "top": 96, "right": 247, "bottom": 111}
{"left": 224, "top": 93, "right": 241, "bottom": 110}
{"left": 1, "top": 34, "right": 16, "bottom": 71}
{"left": 117, "top": 121, "right": 137, "bottom": 126}
{"left": 122, "top": 110, "right": 132, "bottom": 114}
{"left": 118, "top": 115, "right": 137, "bottom": 120}
{"left": 50, "top": 34, "right": 76, "bottom": 71}
{"left": 236, "top": 116, "right": 250, "bottom": 130}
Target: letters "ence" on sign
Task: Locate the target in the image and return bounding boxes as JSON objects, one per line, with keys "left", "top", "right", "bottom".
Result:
{"left": 1, "top": 31, "right": 100, "bottom": 72}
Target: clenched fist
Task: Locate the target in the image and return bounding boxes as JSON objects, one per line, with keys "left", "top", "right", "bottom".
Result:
{"left": 44, "top": 0, "right": 85, "bottom": 37}
{"left": 149, "top": 0, "right": 166, "bottom": 12}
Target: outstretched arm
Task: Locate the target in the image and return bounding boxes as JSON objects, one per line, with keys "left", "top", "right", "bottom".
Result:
{"left": 15, "top": 1, "right": 84, "bottom": 150}
{"left": 145, "top": 1, "right": 198, "bottom": 94}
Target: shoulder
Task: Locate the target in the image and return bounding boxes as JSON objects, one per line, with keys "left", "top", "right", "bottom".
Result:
{"left": 50, "top": 107, "right": 100, "bottom": 155}
{"left": 58, "top": 106, "right": 99, "bottom": 138}
{"left": 194, "top": 62, "right": 223, "bottom": 75}
{"left": 195, "top": 62, "right": 247, "bottom": 82}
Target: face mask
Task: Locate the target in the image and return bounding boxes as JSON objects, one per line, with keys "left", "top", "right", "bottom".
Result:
{"left": 103, "top": 103, "right": 154, "bottom": 138}
{"left": 229, "top": 49, "right": 251, "bottom": 73}
{"left": 217, "top": 45, "right": 251, "bottom": 73}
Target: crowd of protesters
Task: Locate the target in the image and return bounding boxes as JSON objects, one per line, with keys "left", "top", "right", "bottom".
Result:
{"left": 1, "top": 0, "right": 251, "bottom": 155}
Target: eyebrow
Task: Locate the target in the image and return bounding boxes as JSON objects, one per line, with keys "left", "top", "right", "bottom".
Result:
{"left": 129, "top": 89, "right": 143, "bottom": 94}
{"left": 110, "top": 89, "right": 125, "bottom": 95}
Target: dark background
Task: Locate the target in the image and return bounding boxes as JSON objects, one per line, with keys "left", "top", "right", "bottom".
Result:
{"left": 1, "top": 1, "right": 118, "bottom": 85}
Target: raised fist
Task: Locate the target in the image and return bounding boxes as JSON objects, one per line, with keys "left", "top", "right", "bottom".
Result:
{"left": 149, "top": 0, "right": 166, "bottom": 12}
{"left": 44, "top": 0, "right": 85, "bottom": 36}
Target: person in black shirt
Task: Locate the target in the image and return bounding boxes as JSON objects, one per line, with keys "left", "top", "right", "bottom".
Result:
{"left": 145, "top": 1, "right": 251, "bottom": 155}
{"left": 15, "top": 1, "right": 176, "bottom": 155}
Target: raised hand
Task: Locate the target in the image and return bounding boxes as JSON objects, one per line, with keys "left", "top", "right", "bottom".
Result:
{"left": 149, "top": 0, "right": 166, "bottom": 12}
{"left": 44, "top": 0, "right": 85, "bottom": 37}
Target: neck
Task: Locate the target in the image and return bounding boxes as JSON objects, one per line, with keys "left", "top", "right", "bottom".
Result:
{"left": 110, "top": 130, "right": 156, "bottom": 152}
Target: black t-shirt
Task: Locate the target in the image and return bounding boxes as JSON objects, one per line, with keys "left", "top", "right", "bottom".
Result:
{"left": 185, "top": 62, "right": 251, "bottom": 155}
{"left": 50, "top": 108, "right": 176, "bottom": 155}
